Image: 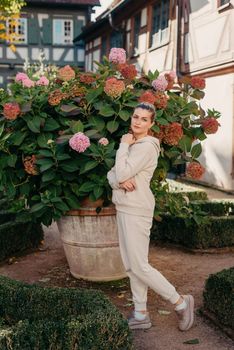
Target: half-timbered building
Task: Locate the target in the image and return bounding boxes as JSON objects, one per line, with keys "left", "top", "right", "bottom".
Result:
{"left": 75, "top": 0, "right": 234, "bottom": 192}
{"left": 0, "top": 0, "right": 100, "bottom": 87}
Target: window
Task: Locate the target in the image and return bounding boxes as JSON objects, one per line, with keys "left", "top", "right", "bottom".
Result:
{"left": 53, "top": 19, "right": 73, "bottom": 45}
{"left": 150, "top": 0, "right": 170, "bottom": 48}
{"left": 110, "top": 31, "right": 123, "bottom": 48}
{"left": 133, "top": 13, "right": 141, "bottom": 55}
{"left": 219, "top": 0, "right": 230, "bottom": 5}
{"left": 7, "top": 18, "right": 27, "bottom": 43}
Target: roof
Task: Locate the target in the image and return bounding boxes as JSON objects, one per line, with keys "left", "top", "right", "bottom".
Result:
{"left": 26, "top": 0, "right": 100, "bottom": 6}
{"left": 74, "top": 0, "right": 131, "bottom": 42}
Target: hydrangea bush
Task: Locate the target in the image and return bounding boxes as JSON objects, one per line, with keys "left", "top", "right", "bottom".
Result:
{"left": 0, "top": 48, "right": 220, "bottom": 225}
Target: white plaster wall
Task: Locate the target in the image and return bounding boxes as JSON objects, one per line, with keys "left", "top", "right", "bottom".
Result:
{"left": 198, "top": 73, "right": 234, "bottom": 190}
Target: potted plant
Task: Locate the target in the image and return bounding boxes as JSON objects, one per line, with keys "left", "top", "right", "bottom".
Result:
{"left": 0, "top": 48, "right": 220, "bottom": 281}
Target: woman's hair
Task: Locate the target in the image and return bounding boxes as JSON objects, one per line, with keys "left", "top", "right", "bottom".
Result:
{"left": 135, "top": 102, "right": 156, "bottom": 122}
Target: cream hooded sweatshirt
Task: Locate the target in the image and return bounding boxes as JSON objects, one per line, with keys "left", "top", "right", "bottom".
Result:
{"left": 107, "top": 136, "right": 160, "bottom": 217}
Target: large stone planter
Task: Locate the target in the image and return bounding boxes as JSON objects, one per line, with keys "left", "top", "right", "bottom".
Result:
{"left": 57, "top": 199, "right": 126, "bottom": 281}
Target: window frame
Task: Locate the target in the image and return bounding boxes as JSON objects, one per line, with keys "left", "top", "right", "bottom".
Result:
{"left": 6, "top": 17, "right": 28, "bottom": 44}
{"left": 132, "top": 12, "right": 141, "bottom": 56}
{"left": 149, "top": 0, "right": 170, "bottom": 50}
{"left": 53, "top": 19, "right": 74, "bottom": 45}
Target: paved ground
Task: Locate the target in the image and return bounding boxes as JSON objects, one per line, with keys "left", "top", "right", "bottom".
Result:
{"left": 0, "top": 185, "right": 233, "bottom": 350}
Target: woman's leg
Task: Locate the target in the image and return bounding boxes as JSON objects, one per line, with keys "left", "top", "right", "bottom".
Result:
{"left": 118, "top": 212, "right": 180, "bottom": 304}
{"left": 117, "top": 211, "right": 148, "bottom": 311}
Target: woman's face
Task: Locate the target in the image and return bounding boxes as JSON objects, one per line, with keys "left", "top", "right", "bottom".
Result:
{"left": 130, "top": 108, "right": 154, "bottom": 138}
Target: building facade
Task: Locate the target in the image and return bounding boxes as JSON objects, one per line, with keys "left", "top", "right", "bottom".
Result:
{"left": 76, "top": 0, "right": 234, "bottom": 192}
{"left": 0, "top": 0, "right": 100, "bottom": 87}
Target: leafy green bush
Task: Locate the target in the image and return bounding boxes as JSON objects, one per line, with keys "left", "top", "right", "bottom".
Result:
{"left": 191, "top": 200, "right": 234, "bottom": 216}
{"left": 0, "top": 195, "right": 43, "bottom": 261}
{"left": 0, "top": 276, "right": 132, "bottom": 350}
{"left": 151, "top": 215, "right": 234, "bottom": 249}
{"left": 203, "top": 268, "right": 234, "bottom": 330}
{"left": 0, "top": 49, "right": 220, "bottom": 225}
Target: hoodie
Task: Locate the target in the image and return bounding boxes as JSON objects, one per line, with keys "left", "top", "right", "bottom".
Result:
{"left": 107, "top": 136, "right": 160, "bottom": 217}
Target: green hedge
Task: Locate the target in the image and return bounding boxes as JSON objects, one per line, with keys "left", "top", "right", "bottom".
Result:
{"left": 0, "top": 221, "right": 43, "bottom": 261}
{"left": 203, "top": 267, "right": 234, "bottom": 330}
{"left": 190, "top": 200, "right": 234, "bottom": 217}
{"left": 0, "top": 195, "right": 43, "bottom": 261}
{"left": 151, "top": 215, "right": 234, "bottom": 249}
{"left": 0, "top": 276, "right": 132, "bottom": 350}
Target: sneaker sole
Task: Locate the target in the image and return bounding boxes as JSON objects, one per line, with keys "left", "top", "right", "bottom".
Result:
{"left": 182, "top": 295, "right": 194, "bottom": 331}
{"left": 129, "top": 322, "right": 152, "bottom": 330}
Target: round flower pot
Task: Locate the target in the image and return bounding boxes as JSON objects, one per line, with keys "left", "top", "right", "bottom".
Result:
{"left": 57, "top": 199, "right": 126, "bottom": 281}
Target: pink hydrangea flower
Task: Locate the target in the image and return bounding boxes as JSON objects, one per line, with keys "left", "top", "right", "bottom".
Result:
{"left": 15, "top": 72, "right": 29, "bottom": 83}
{"left": 109, "top": 48, "right": 126, "bottom": 64}
{"left": 36, "top": 76, "right": 49, "bottom": 86}
{"left": 152, "top": 76, "right": 168, "bottom": 91}
{"left": 98, "top": 137, "right": 109, "bottom": 146}
{"left": 69, "top": 132, "right": 90, "bottom": 153}
{"left": 22, "top": 78, "right": 35, "bottom": 88}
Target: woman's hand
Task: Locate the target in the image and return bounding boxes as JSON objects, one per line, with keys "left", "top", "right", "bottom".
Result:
{"left": 121, "top": 133, "right": 135, "bottom": 145}
{"left": 119, "top": 177, "right": 136, "bottom": 192}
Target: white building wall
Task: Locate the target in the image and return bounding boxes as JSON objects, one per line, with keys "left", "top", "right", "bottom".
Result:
{"left": 199, "top": 73, "right": 234, "bottom": 190}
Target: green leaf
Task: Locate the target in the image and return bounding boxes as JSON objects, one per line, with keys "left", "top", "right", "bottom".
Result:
{"left": 99, "top": 105, "right": 115, "bottom": 117}
{"left": 79, "top": 182, "right": 95, "bottom": 192}
{"left": 157, "top": 118, "right": 169, "bottom": 126}
{"left": 37, "top": 133, "right": 53, "bottom": 148}
{"left": 54, "top": 201, "right": 70, "bottom": 212}
{"left": 178, "top": 135, "right": 192, "bottom": 152}
{"left": 56, "top": 153, "right": 71, "bottom": 161}
{"left": 0, "top": 123, "right": 5, "bottom": 137}
{"left": 123, "top": 100, "right": 138, "bottom": 108}
{"left": 30, "top": 202, "right": 45, "bottom": 213}
{"left": 40, "top": 162, "right": 54, "bottom": 172}
{"left": 44, "top": 118, "right": 60, "bottom": 131}
{"left": 106, "top": 120, "right": 119, "bottom": 133}
{"left": 36, "top": 158, "right": 53, "bottom": 166}
{"left": 183, "top": 339, "right": 199, "bottom": 345}
{"left": 89, "top": 116, "right": 105, "bottom": 131}
{"left": 7, "top": 154, "right": 17, "bottom": 167}
{"left": 85, "top": 129, "right": 99, "bottom": 137}
{"left": 104, "top": 158, "right": 115, "bottom": 168}
{"left": 27, "top": 116, "right": 41, "bottom": 133}
{"left": 80, "top": 160, "right": 99, "bottom": 174}
{"left": 191, "top": 143, "right": 202, "bottom": 159}
{"left": 60, "top": 161, "right": 79, "bottom": 172}
{"left": 86, "top": 86, "right": 103, "bottom": 104}
{"left": 42, "top": 170, "right": 56, "bottom": 182}
{"left": 70, "top": 120, "right": 84, "bottom": 133}
{"left": 93, "top": 186, "right": 103, "bottom": 199}
{"left": 38, "top": 150, "right": 53, "bottom": 157}
{"left": 119, "top": 109, "right": 131, "bottom": 121}
{"left": 60, "top": 104, "right": 80, "bottom": 113}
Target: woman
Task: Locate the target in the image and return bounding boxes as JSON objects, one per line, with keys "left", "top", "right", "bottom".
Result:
{"left": 107, "top": 102, "right": 194, "bottom": 331}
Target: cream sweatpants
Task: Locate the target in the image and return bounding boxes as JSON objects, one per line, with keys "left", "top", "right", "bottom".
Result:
{"left": 116, "top": 211, "right": 180, "bottom": 311}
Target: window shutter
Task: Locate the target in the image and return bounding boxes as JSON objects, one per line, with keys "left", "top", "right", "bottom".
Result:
{"left": 28, "top": 18, "right": 40, "bottom": 44}
{"left": 42, "top": 18, "right": 52, "bottom": 44}
{"left": 74, "top": 19, "right": 84, "bottom": 45}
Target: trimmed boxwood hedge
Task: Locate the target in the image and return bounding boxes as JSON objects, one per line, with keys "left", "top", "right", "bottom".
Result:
{"left": 0, "top": 276, "right": 132, "bottom": 349}
{"left": 0, "top": 221, "right": 43, "bottom": 261}
{"left": 203, "top": 267, "right": 234, "bottom": 331}
{"left": 151, "top": 199, "right": 234, "bottom": 249}
{"left": 151, "top": 215, "right": 234, "bottom": 249}
{"left": 190, "top": 200, "right": 234, "bottom": 217}
{"left": 0, "top": 196, "right": 43, "bottom": 261}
